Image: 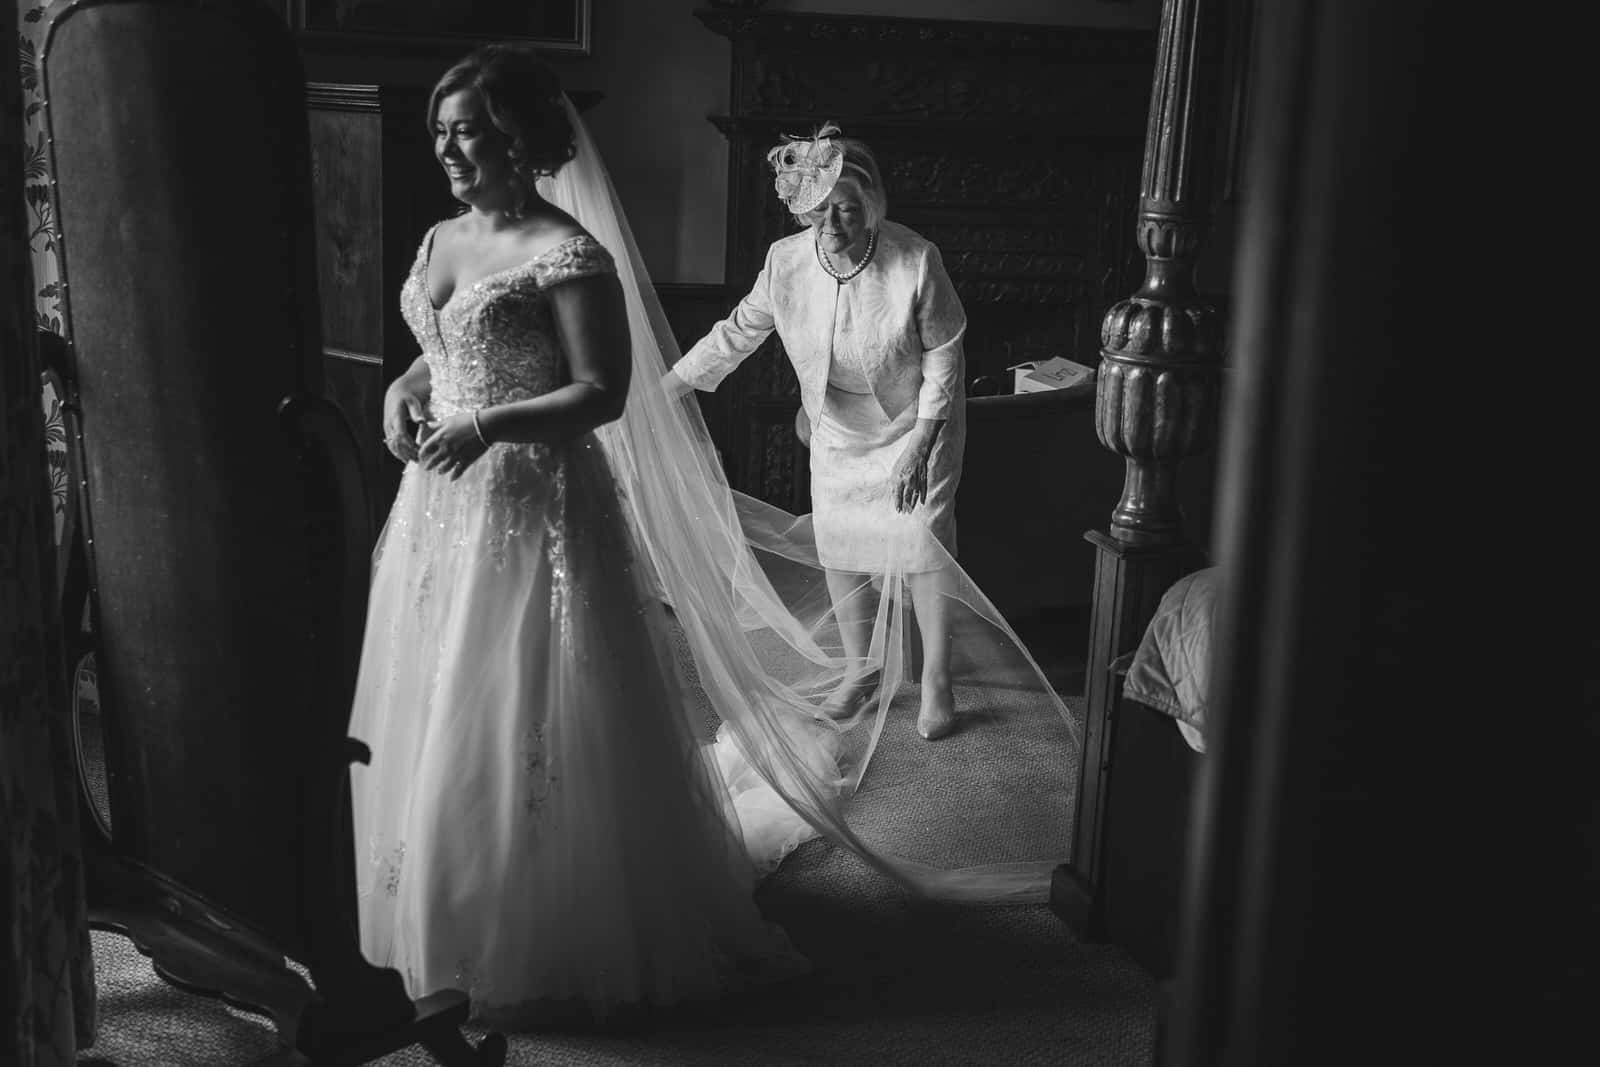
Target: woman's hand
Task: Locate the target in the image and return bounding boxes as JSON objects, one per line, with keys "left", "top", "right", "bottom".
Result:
{"left": 794, "top": 406, "right": 813, "bottom": 448}
{"left": 891, "top": 440, "right": 931, "bottom": 513}
{"left": 891, "top": 419, "right": 944, "bottom": 513}
{"left": 383, "top": 373, "right": 431, "bottom": 464}
{"left": 661, "top": 367, "right": 696, "bottom": 401}
{"left": 417, "top": 413, "right": 490, "bottom": 481}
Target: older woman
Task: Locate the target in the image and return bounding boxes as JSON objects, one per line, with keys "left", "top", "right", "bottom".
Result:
{"left": 665, "top": 127, "right": 967, "bottom": 741}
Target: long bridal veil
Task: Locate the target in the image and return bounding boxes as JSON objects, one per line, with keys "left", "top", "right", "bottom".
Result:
{"left": 540, "top": 97, "right": 1082, "bottom": 902}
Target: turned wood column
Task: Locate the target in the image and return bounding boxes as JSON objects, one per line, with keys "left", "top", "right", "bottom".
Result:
{"left": 1101, "top": 0, "right": 1226, "bottom": 547}
{"left": 1053, "top": 0, "right": 1230, "bottom": 939}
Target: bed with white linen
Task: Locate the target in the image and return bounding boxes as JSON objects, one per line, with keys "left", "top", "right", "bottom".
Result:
{"left": 1088, "top": 566, "right": 1218, "bottom": 978}
{"left": 1122, "top": 566, "right": 1219, "bottom": 754}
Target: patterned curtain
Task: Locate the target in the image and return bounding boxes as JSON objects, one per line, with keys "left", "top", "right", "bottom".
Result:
{"left": 21, "top": 3, "right": 70, "bottom": 554}
{"left": 19, "top": 3, "right": 62, "bottom": 335}
{"left": 3, "top": 2, "right": 96, "bottom": 1064}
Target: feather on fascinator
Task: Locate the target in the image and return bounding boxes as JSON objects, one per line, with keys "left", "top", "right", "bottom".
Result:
{"left": 767, "top": 123, "right": 845, "bottom": 215}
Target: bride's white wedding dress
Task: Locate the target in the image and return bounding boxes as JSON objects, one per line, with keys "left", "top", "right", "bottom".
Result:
{"left": 347, "top": 225, "right": 804, "bottom": 1027}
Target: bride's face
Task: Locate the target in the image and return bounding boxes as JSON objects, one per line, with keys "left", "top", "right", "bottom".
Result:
{"left": 433, "top": 89, "right": 515, "bottom": 207}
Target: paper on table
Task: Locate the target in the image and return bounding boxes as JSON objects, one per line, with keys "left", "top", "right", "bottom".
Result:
{"left": 1009, "top": 356, "right": 1097, "bottom": 395}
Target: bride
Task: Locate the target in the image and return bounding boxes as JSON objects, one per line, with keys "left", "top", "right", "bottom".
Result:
{"left": 347, "top": 45, "right": 805, "bottom": 1026}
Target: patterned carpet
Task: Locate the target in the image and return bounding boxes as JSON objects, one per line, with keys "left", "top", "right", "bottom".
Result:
{"left": 74, "top": 614, "right": 1158, "bottom": 1066}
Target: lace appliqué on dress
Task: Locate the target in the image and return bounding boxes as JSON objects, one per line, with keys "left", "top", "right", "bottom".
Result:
{"left": 520, "top": 722, "right": 559, "bottom": 818}
{"left": 368, "top": 839, "right": 405, "bottom": 899}
{"left": 390, "top": 230, "right": 619, "bottom": 576}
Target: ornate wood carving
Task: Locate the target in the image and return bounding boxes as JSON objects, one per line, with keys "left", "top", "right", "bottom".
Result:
{"left": 1096, "top": 0, "right": 1228, "bottom": 546}
{"left": 1054, "top": 0, "right": 1237, "bottom": 948}
{"left": 697, "top": 9, "right": 1156, "bottom": 510}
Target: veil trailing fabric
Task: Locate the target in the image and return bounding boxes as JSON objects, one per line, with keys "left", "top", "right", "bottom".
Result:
{"left": 540, "top": 98, "right": 1081, "bottom": 902}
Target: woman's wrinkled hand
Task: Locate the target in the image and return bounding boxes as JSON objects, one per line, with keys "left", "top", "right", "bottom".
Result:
{"left": 416, "top": 414, "right": 490, "bottom": 481}
{"left": 890, "top": 444, "right": 931, "bottom": 513}
{"left": 383, "top": 377, "right": 430, "bottom": 464}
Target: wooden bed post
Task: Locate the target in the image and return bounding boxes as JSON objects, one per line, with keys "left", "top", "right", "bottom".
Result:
{"left": 1051, "top": 0, "right": 1229, "bottom": 931}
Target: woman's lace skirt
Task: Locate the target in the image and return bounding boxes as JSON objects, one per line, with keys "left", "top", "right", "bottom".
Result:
{"left": 808, "top": 384, "right": 964, "bottom": 574}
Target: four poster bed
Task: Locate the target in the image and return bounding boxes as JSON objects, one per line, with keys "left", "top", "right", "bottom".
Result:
{"left": 1048, "top": 0, "right": 1245, "bottom": 987}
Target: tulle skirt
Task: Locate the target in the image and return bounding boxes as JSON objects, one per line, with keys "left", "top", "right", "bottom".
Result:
{"left": 347, "top": 436, "right": 805, "bottom": 1028}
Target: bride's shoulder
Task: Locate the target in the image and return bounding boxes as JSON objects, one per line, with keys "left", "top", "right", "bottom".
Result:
{"left": 524, "top": 222, "right": 615, "bottom": 285}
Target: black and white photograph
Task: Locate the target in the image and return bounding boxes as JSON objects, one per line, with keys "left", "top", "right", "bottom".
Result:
{"left": 2, "top": 2, "right": 1576, "bottom": 1067}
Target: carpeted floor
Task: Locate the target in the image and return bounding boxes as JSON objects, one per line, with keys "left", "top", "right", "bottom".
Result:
{"left": 74, "top": 611, "right": 1159, "bottom": 1066}
{"left": 78, "top": 871, "right": 1157, "bottom": 1066}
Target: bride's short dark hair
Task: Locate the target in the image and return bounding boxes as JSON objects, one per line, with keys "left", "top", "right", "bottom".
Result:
{"left": 428, "top": 45, "right": 576, "bottom": 180}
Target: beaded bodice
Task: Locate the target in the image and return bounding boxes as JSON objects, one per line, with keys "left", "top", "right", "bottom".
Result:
{"left": 400, "top": 225, "right": 617, "bottom": 419}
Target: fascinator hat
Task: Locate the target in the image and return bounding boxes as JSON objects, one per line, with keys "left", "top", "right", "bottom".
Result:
{"left": 767, "top": 123, "right": 845, "bottom": 215}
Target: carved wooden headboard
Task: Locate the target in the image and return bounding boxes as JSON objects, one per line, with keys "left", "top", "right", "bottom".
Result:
{"left": 695, "top": 8, "right": 1156, "bottom": 511}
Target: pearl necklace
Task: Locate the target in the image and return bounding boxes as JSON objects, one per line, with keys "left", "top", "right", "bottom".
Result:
{"left": 816, "top": 228, "right": 878, "bottom": 283}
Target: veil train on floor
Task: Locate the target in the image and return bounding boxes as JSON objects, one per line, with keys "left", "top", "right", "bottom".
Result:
{"left": 540, "top": 97, "right": 1081, "bottom": 902}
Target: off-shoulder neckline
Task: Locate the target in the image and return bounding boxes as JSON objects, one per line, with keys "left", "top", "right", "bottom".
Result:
{"left": 423, "top": 228, "right": 600, "bottom": 312}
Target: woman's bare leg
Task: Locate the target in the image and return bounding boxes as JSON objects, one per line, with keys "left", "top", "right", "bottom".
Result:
{"left": 909, "top": 567, "right": 956, "bottom": 740}
{"left": 822, "top": 568, "right": 878, "bottom": 718}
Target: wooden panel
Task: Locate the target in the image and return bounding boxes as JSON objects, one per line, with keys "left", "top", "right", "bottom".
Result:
{"left": 957, "top": 389, "right": 1122, "bottom": 618}
{"left": 322, "top": 349, "right": 386, "bottom": 542}
{"left": 656, "top": 282, "right": 734, "bottom": 359}
{"left": 1067, "top": 532, "right": 1206, "bottom": 903}
{"left": 305, "top": 82, "right": 451, "bottom": 528}
{"left": 1099, "top": 688, "right": 1201, "bottom": 980}
{"left": 657, "top": 281, "right": 746, "bottom": 479}
{"left": 306, "top": 98, "right": 383, "bottom": 353}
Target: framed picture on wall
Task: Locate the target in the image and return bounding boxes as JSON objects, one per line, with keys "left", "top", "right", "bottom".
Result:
{"left": 292, "top": 1, "right": 591, "bottom": 56}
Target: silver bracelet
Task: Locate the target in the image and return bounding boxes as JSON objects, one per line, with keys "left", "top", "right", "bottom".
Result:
{"left": 471, "top": 409, "right": 490, "bottom": 447}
